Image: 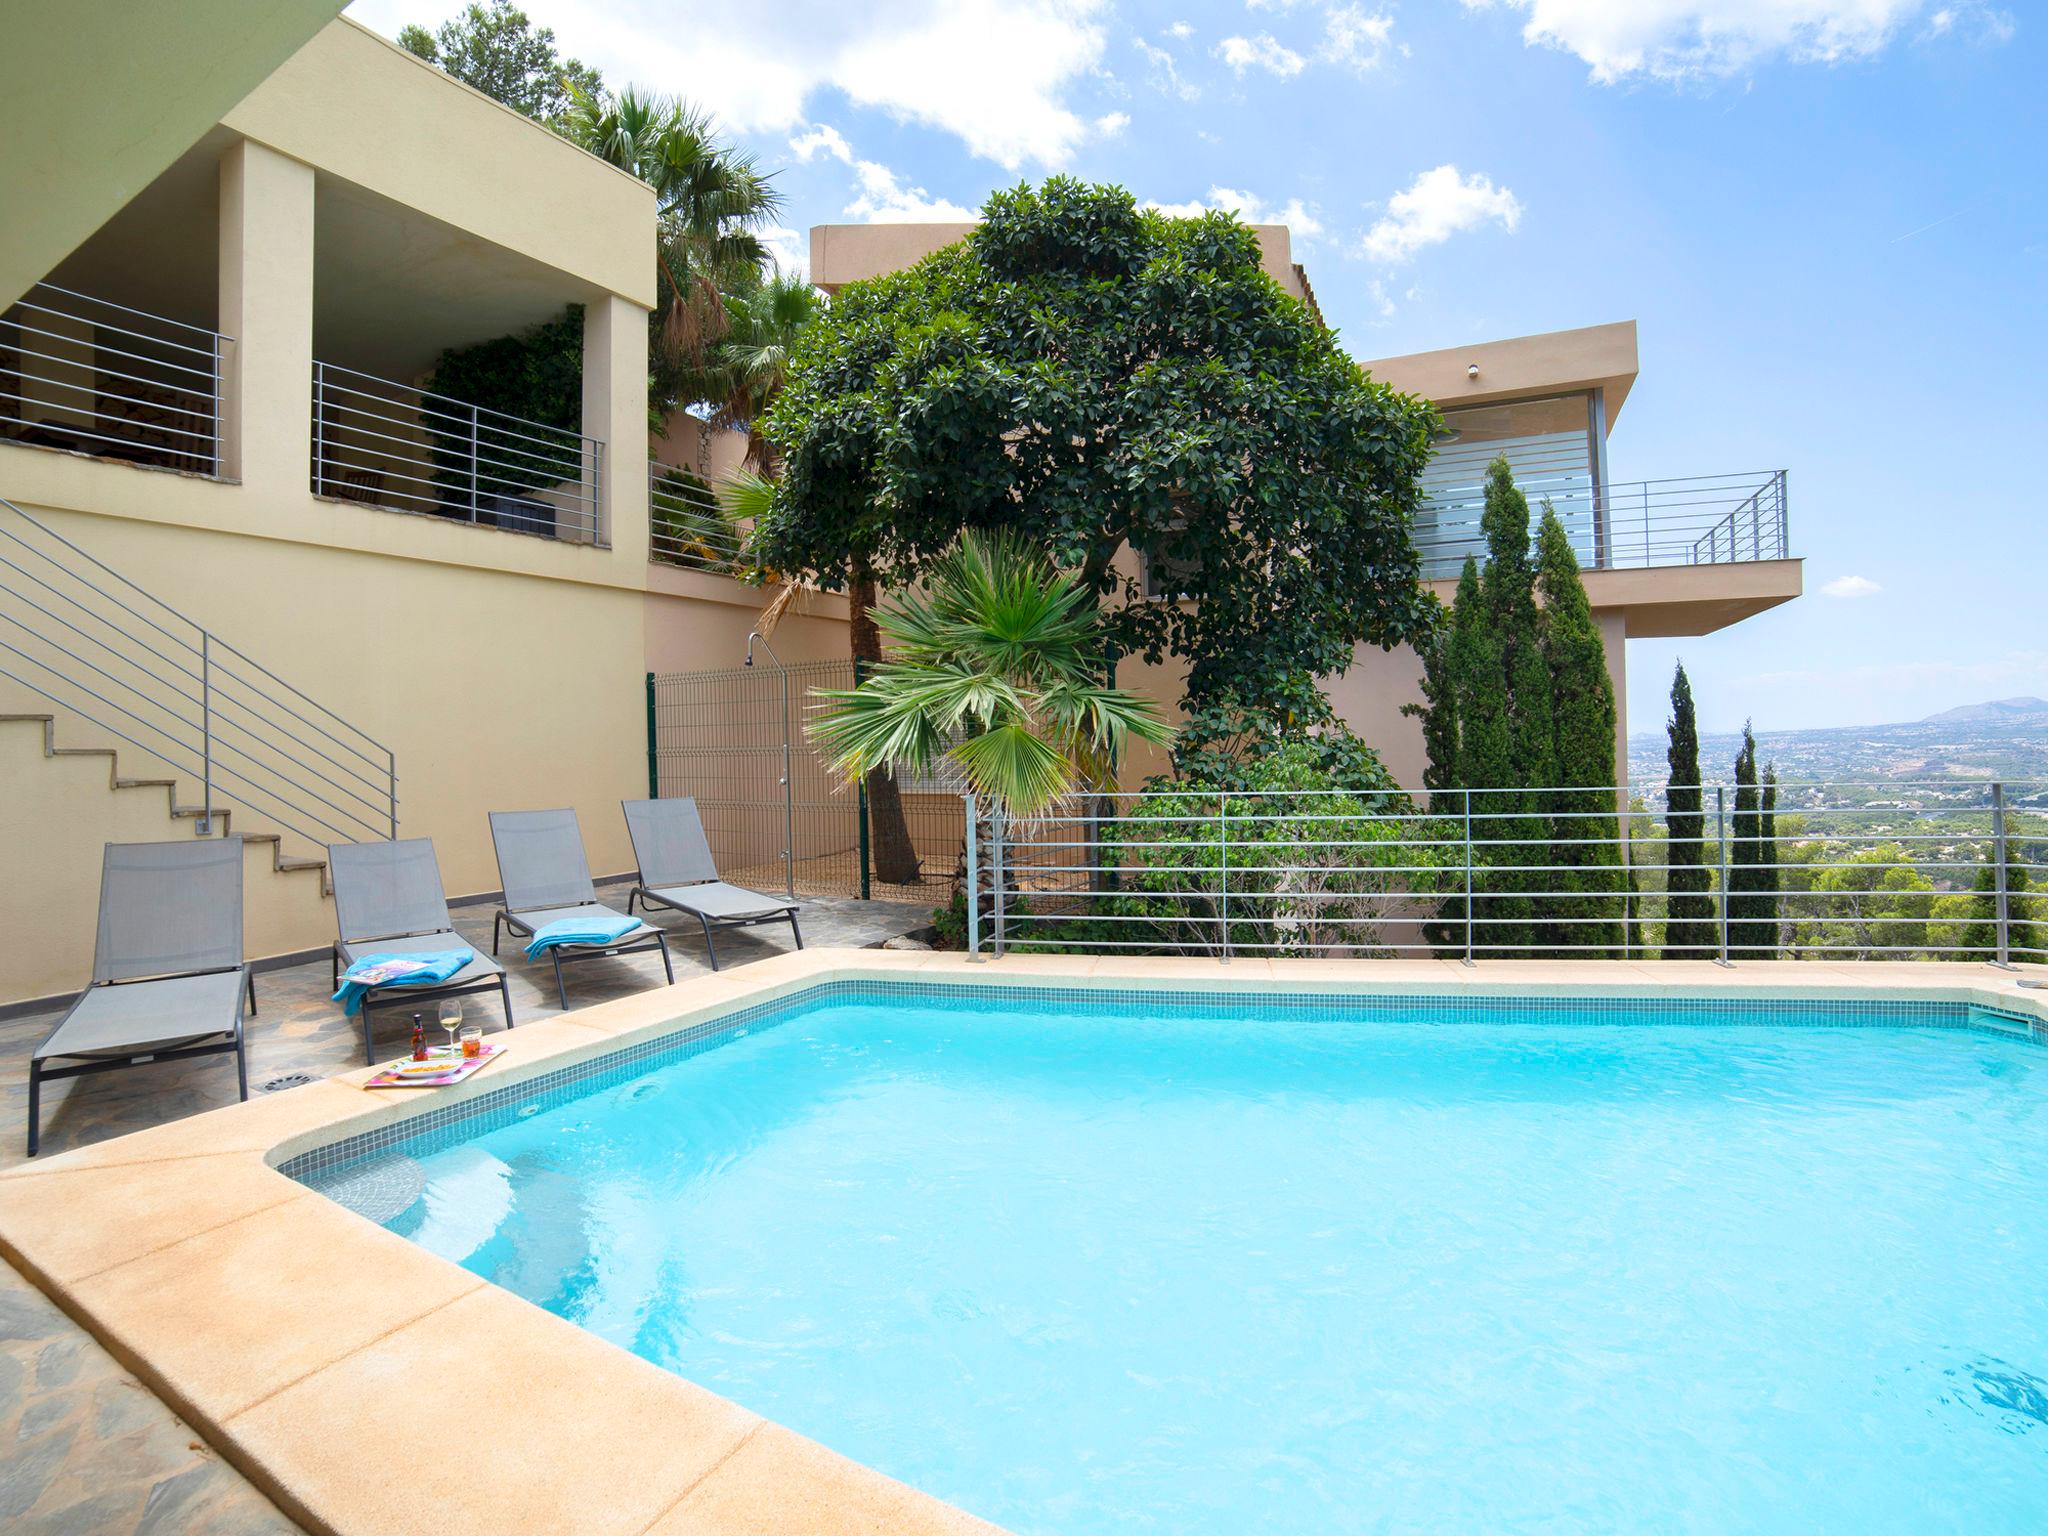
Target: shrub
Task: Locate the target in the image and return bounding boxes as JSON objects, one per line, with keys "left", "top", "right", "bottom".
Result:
{"left": 1036, "top": 736, "right": 1455, "bottom": 959}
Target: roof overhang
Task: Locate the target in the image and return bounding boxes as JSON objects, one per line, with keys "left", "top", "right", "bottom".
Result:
{"left": 1365, "top": 320, "right": 1639, "bottom": 422}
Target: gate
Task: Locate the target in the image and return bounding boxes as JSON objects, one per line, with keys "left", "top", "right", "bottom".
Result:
{"left": 646, "top": 661, "right": 963, "bottom": 904}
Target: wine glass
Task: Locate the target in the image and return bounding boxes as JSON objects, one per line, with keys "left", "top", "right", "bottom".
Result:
{"left": 437, "top": 999, "right": 463, "bottom": 1058}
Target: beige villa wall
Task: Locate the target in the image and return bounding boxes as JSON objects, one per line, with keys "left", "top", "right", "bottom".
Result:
{"left": 0, "top": 718, "right": 335, "bottom": 1007}
{"left": 0, "top": 497, "right": 650, "bottom": 879}
{"left": 0, "top": 0, "right": 344, "bottom": 310}
{"left": 221, "top": 19, "right": 655, "bottom": 311}
{"left": 1116, "top": 604, "right": 1633, "bottom": 796}
{"left": 0, "top": 24, "right": 666, "bottom": 1005}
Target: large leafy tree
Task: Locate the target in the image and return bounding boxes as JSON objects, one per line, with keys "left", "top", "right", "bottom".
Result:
{"left": 1663, "top": 663, "right": 1716, "bottom": 957}
{"left": 559, "top": 86, "right": 782, "bottom": 413}
{"left": 811, "top": 532, "right": 1170, "bottom": 818}
{"left": 1536, "top": 507, "right": 1624, "bottom": 954}
{"left": 752, "top": 178, "right": 1440, "bottom": 722}
{"left": 399, "top": 1, "right": 601, "bottom": 123}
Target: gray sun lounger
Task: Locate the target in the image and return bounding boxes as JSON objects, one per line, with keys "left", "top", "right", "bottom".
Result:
{"left": 28, "top": 839, "right": 254, "bottom": 1157}
{"left": 622, "top": 797, "right": 803, "bottom": 970}
{"left": 488, "top": 808, "right": 673, "bottom": 1008}
{"left": 329, "top": 838, "right": 514, "bottom": 1065}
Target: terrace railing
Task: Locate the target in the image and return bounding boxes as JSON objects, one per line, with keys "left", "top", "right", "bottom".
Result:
{"left": 312, "top": 362, "right": 604, "bottom": 544}
{"left": 0, "top": 495, "right": 397, "bottom": 852}
{"left": 0, "top": 282, "right": 228, "bottom": 478}
{"left": 962, "top": 779, "right": 2047, "bottom": 966}
{"left": 648, "top": 460, "right": 755, "bottom": 576}
{"left": 1415, "top": 470, "right": 1789, "bottom": 580}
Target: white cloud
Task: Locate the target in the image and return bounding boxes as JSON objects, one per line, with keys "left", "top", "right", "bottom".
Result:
{"left": 1134, "top": 33, "right": 1203, "bottom": 100}
{"left": 1146, "top": 187, "right": 1325, "bottom": 239}
{"left": 759, "top": 224, "right": 809, "bottom": 277}
{"left": 1360, "top": 165, "right": 1523, "bottom": 263}
{"left": 1820, "top": 574, "right": 1884, "bottom": 598}
{"left": 845, "top": 154, "right": 976, "bottom": 223}
{"left": 789, "top": 121, "right": 975, "bottom": 223}
{"left": 346, "top": 0, "right": 1110, "bottom": 170}
{"left": 1095, "top": 110, "right": 1132, "bottom": 135}
{"left": 1166, "top": 20, "right": 1195, "bottom": 39}
{"left": 789, "top": 124, "right": 854, "bottom": 164}
{"left": 1456, "top": 0, "right": 2000, "bottom": 83}
{"left": 1216, "top": 33, "right": 1308, "bottom": 76}
{"left": 1320, "top": 6, "right": 1399, "bottom": 70}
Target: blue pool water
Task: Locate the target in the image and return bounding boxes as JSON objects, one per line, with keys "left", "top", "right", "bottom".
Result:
{"left": 311, "top": 989, "right": 2048, "bottom": 1532}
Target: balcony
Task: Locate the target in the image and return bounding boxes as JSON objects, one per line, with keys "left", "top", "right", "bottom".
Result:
{"left": 312, "top": 363, "right": 605, "bottom": 544}
{"left": 1414, "top": 468, "right": 1790, "bottom": 581}
{"left": 649, "top": 460, "right": 753, "bottom": 575}
{"left": 0, "top": 282, "right": 228, "bottom": 479}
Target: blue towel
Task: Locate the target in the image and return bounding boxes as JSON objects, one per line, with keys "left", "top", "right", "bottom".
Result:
{"left": 332, "top": 948, "right": 474, "bottom": 1016}
{"left": 524, "top": 913, "right": 639, "bottom": 960}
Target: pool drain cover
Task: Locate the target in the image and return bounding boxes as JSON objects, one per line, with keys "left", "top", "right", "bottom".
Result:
{"left": 261, "top": 1073, "right": 317, "bottom": 1092}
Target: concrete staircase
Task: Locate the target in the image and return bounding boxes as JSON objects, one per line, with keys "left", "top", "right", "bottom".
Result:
{"left": 0, "top": 712, "right": 335, "bottom": 1009}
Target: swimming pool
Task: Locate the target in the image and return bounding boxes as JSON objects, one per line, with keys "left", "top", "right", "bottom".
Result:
{"left": 295, "top": 984, "right": 2048, "bottom": 1532}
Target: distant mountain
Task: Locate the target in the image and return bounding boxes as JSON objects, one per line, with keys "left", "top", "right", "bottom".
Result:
{"left": 1628, "top": 698, "right": 2048, "bottom": 790}
{"left": 1919, "top": 697, "right": 2048, "bottom": 725}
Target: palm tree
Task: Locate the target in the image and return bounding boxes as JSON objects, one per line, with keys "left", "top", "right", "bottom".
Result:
{"left": 703, "top": 270, "right": 822, "bottom": 473}
{"left": 810, "top": 532, "right": 1171, "bottom": 819}
{"left": 559, "top": 84, "right": 782, "bottom": 404}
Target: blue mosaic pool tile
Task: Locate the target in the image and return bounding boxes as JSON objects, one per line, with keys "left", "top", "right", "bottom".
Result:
{"left": 280, "top": 979, "right": 2045, "bottom": 1191}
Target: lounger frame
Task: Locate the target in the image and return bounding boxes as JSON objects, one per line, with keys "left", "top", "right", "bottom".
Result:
{"left": 328, "top": 838, "right": 515, "bottom": 1065}
{"left": 621, "top": 797, "right": 804, "bottom": 971}
{"left": 28, "top": 839, "right": 253, "bottom": 1157}
{"left": 488, "top": 809, "right": 674, "bottom": 1008}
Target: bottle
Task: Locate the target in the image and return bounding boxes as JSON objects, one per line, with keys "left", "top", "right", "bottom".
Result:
{"left": 410, "top": 1013, "right": 428, "bottom": 1062}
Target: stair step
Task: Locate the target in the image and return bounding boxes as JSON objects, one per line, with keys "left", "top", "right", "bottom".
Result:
{"left": 117, "top": 777, "right": 179, "bottom": 790}
{"left": 0, "top": 712, "right": 56, "bottom": 723}
{"left": 49, "top": 746, "right": 116, "bottom": 760}
{"left": 275, "top": 856, "right": 328, "bottom": 873}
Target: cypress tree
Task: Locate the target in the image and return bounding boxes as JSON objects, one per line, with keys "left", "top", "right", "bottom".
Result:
{"left": 1406, "top": 603, "right": 1462, "bottom": 955}
{"left": 1448, "top": 554, "right": 1525, "bottom": 953}
{"left": 1960, "top": 843, "right": 2039, "bottom": 962}
{"left": 1760, "top": 764, "right": 1781, "bottom": 956}
{"left": 1479, "top": 459, "right": 1553, "bottom": 953}
{"left": 1663, "top": 662, "right": 1716, "bottom": 957}
{"left": 1535, "top": 506, "right": 1623, "bottom": 955}
{"left": 1409, "top": 600, "right": 1459, "bottom": 797}
{"left": 1728, "top": 723, "right": 1768, "bottom": 957}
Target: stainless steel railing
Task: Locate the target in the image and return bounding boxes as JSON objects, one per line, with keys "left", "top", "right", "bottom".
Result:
{"left": 312, "top": 362, "right": 604, "bottom": 544}
{"left": 1415, "top": 470, "right": 1789, "bottom": 580}
{"left": 0, "top": 496, "right": 397, "bottom": 852}
{"left": 962, "top": 780, "right": 2046, "bottom": 965}
{"left": 0, "top": 283, "right": 228, "bottom": 478}
{"left": 648, "top": 460, "right": 754, "bottom": 575}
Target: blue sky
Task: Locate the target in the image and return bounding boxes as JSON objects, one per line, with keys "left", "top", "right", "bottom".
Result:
{"left": 352, "top": 0, "right": 2044, "bottom": 735}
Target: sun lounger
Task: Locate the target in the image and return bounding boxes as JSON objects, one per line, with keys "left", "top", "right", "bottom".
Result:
{"left": 329, "top": 837, "right": 514, "bottom": 1064}
{"left": 28, "top": 839, "right": 253, "bottom": 1156}
{"left": 488, "top": 808, "right": 673, "bottom": 1007}
{"left": 621, "top": 797, "right": 803, "bottom": 970}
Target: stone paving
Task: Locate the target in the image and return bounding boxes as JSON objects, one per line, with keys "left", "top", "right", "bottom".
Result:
{"left": 0, "top": 883, "right": 927, "bottom": 1534}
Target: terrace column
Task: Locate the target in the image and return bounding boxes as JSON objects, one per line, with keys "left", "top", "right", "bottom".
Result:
{"left": 216, "top": 138, "right": 314, "bottom": 495}
{"left": 580, "top": 292, "right": 650, "bottom": 559}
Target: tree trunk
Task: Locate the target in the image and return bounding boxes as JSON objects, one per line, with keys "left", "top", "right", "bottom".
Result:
{"left": 850, "top": 564, "right": 922, "bottom": 887}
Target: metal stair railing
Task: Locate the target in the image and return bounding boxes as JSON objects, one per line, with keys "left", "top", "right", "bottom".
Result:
{"left": 0, "top": 495, "right": 397, "bottom": 851}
